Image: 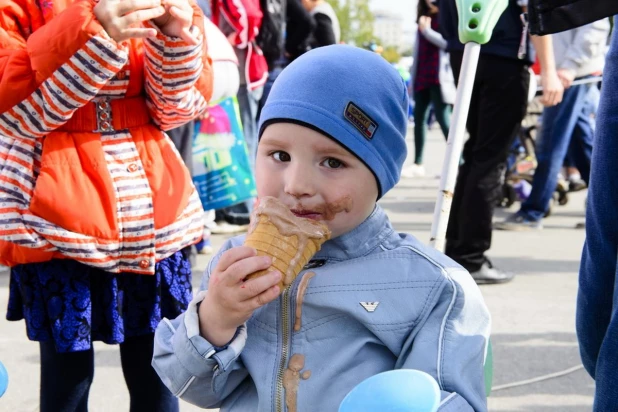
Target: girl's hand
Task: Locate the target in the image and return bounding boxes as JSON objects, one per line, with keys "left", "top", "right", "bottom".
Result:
{"left": 151, "top": 0, "right": 199, "bottom": 45}
{"left": 198, "top": 247, "right": 282, "bottom": 347}
{"left": 94, "top": 0, "right": 165, "bottom": 43}
{"left": 419, "top": 16, "right": 431, "bottom": 32}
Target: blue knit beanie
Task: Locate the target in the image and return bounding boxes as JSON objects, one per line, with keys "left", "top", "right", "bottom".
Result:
{"left": 258, "top": 45, "right": 409, "bottom": 199}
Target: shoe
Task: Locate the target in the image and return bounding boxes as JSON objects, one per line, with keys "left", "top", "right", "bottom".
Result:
{"left": 568, "top": 177, "right": 587, "bottom": 192}
{"left": 197, "top": 244, "right": 214, "bottom": 255}
{"left": 209, "top": 221, "right": 249, "bottom": 234}
{"left": 224, "top": 214, "right": 250, "bottom": 226}
{"left": 401, "top": 164, "right": 426, "bottom": 178}
{"left": 494, "top": 213, "right": 542, "bottom": 231}
{"left": 196, "top": 236, "right": 214, "bottom": 255}
{"left": 470, "top": 261, "right": 514, "bottom": 285}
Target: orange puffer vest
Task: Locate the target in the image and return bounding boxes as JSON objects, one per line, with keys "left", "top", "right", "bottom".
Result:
{"left": 0, "top": 0, "right": 213, "bottom": 274}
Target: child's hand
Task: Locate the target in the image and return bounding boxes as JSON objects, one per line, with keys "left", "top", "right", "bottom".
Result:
{"left": 151, "top": 0, "right": 199, "bottom": 45}
{"left": 199, "top": 247, "right": 281, "bottom": 347}
{"left": 94, "top": 0, "right": 165, "bottom": 43}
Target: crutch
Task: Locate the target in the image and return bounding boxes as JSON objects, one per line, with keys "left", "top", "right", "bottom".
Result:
{"left": 430, "top": 0, "right": 509, "bottom": 251}
{"left": 427, "top": 0, "right": 510, "bottom": 397}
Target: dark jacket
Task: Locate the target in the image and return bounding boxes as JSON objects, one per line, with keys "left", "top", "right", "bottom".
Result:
{"left": 439, "top": 0, "right": 533, "bottom": 64}
{"left": 257, "top": 0, "right": 315, "bottom": 67}
{"left": 528, "top": 0, "right": 618, "bottom": 35}
{"left": 309, "top": 13, "right": 337, "bottom": 48}
{"left": 285, "top": 0, "right": 315, "bottom": 61}
{"left": 257, "top": 0, "right": 286, "bottom": 68}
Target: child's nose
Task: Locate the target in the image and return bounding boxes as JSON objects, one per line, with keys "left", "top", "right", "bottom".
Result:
{"left": 284, "top": 164, "right": 316, "bottom": 198}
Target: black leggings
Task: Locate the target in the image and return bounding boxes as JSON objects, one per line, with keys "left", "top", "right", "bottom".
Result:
{"left": 40, "top": 334, "right": 178, "bottom": 412}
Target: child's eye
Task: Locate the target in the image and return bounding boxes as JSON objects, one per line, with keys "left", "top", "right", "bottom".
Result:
{"left": 271, "top": 151, "right": 291, "bottom": 162}
{"left": 322, "top": 158, "right": 345, "bottom": 169}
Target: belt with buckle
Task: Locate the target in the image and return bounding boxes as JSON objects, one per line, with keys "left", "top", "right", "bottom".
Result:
{"left": 59, "top": 96, "right": 151, "bottom": 133}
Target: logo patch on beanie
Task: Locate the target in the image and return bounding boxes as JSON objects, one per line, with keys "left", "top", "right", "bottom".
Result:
{"left": 344, "top": 102, "right": 378, "bottom": 140}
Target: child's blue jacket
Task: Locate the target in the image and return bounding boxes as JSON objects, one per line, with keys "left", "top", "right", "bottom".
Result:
{"left": 153, "top": 206, "right": 491, "bottom": 411}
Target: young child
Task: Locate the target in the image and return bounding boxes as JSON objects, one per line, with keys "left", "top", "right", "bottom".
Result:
{"left": 1, "top": 0, "right": 211, "bottom": 409}
{"left": 153, "top": 44, "right": 491, "bottom": 411}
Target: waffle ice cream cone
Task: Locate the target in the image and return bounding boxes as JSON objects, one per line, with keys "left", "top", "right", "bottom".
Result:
{"left": 244, "top": 197, "right": 331, "bottom": 290}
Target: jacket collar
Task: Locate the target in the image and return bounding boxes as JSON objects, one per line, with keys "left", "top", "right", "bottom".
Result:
{"left": 313, "top": 205, "right": 396, "bottom": 262}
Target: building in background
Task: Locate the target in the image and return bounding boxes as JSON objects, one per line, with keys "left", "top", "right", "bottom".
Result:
{"left": 373, "top": 9, "right": 406, "bottom": 51}
{"left": 403, "top": 27, "right": 416, "bottom": 53}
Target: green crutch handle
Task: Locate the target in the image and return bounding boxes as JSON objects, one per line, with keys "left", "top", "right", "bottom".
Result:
{"left": 456, "top": 0, "right": 509, "bottom": 44}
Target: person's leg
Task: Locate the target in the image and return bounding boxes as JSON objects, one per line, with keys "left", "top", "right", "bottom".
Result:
{"left": 446, "top": 55, "right": 529, "bottom": 274}
{"left": 563, "top": 149, "right": 575, "bottom": 169}
{"left": 577, "top": 20, "right": 618, "bottom": 409}
{"left": 413, "top": 88, "right": 431, "bottom": 165}
{"left": 569, "top": 88, "right": 595, "bottom": 185}
{"left": 429, "top": 85, "right": 451, "bottom": 140}
{"left": 517, "top": 84, "right": 589, "bottom": 222}
{"left": 237, "top": 87, "right": 255, "bottom": 172}
{"left": 40, "top": 342, "right": 94, "bottom": 412}
{"left": 445, "top": 50, "right": 480, "bottom": 260}
{"left": 120, "top": 334, "right": 179, "bottom": 412}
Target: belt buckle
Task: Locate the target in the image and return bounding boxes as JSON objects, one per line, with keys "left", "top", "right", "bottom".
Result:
{"left": 93, "top": 98, "right": 114, "bottom": 133}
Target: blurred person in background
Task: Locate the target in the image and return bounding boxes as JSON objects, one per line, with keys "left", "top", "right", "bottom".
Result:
{"left": 496, "top": 19, "right": 609, "bottom": 231}
{"left": 257, "top": 0, "right": 314, "bottom": 118}
{"left": 301, "top": 0, "right": 340, "bottom": 48}
{"left": 210, "top": 0, "right": 268, "bottom": 231}
{"left": 402, "top": 0, "right": 455, "bottom": 178}
{"left": 439, "top": 0, "right": 564, "bottom": 284}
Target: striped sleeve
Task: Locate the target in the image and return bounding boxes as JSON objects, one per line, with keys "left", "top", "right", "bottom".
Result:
{"left": 143, "top": 24, "right": 209, "bottom": 131}
{"left": 0, "top": 32, "right": 128, "bottom": 139}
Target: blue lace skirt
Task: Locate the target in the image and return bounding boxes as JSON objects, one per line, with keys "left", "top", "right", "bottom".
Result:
{"left": 6, "top": 251, "right": 192, "bottom": 353}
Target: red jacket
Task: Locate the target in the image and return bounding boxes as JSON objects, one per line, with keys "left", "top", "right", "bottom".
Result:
{"left": 0, "top": 0, "right": 213, "bottom": 274}
{"left": 211, "top": 0, "right": 268, "bottom": 90}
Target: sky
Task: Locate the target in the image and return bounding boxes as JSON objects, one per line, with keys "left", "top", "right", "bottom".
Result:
{"left": 370, "top": 0, "right": 417, "bottom": 32}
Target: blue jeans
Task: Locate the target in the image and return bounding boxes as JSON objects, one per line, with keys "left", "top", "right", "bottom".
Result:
{"left": 577, "top": 17, "right": 618, "bottom": 411}
{"left": 518, "top": 80, "right": 594, "bottom": 221}
{"left": 564, "top": 86, "right": 600, "bottom": 168}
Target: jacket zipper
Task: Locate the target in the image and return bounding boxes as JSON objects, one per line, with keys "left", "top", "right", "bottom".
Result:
{"left": 275, "top": 285, "right": 292, "bottom": 412}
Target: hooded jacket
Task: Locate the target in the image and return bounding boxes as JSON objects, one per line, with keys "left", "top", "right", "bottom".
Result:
{"left": 153, "top": 206, "right": 491, "bottom": 411}
{"left": 0, "top": 0, "right": 213, "bottom": 274}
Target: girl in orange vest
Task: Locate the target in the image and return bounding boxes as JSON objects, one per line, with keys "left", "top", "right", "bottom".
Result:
{"left": 1, "top": 0, "right": 212, "bottom": 409}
